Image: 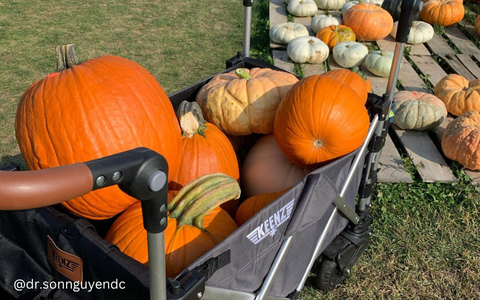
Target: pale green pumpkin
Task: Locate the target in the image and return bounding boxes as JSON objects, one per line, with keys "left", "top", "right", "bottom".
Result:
{"left": 392, "top": 91, "right": 447, "bottom": 131}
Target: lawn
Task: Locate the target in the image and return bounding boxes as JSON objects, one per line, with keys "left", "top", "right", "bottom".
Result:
{"left": 1, "top": 0, "right": 479, "bottom": 299}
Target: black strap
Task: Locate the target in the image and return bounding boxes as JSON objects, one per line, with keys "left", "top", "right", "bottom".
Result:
{"left": 0, "top": 162, "right": 20, "bottom": 171}
{"left": 194, "top": 250, "right": 231, "bottom": 281}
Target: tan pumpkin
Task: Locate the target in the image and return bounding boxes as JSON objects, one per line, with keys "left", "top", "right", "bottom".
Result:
{"left": 235, "top": 187, "right": 291, "bottom": 227}
{"left": 195, "top": 68, "right": 298, "bottom": 136}
{"left": 434, "top": 74, "right": 480, "bottom": 116}
{"left": 441, "top": 110, "right": 480, "bottom": 170}
{"left": 241, "top": 134, "right": 313, "bottom": 199}
{"left": 392, "top": 91, "right": 447, "bottom": 130}
{"left": 419, "top": 0, "right": 465, "bottom": 27}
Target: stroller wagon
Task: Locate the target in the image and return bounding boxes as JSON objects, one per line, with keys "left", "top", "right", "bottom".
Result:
{"left": 0, "top": 0, "right": 423, "bottom": 299}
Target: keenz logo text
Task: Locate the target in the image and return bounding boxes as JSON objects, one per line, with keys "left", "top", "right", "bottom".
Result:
{"left": 247, "top": 199, "right": 295, "bottom": 245}
{"left": 52, "top": 251, "right": 79, "bottom": 272}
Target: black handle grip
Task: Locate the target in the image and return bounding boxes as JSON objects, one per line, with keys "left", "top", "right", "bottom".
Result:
{"left": 396, "top": 0, "right": 424, "bottom": 43}
{"left": 85, "top": 147, "right": 169, "bottom": 234}
{"left": 244, "top": 0, "right": 253, "bottom": 7}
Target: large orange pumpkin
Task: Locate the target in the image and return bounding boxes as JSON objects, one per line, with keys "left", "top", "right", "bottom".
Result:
{"left": 419, "top": 0, "right": 465, "bottom": 27}
{"left": 15, "top": 45, "right": 182, "bottom": 220}
{"left": 322, "top": 68, "right": 371, "bottom": 104}
{"left": 316, "top": 25, "right": 356, "bottom": 51}
{"left": 105, "top": 173, "right": 239, "bottom": 278}
{"left": 441, "top": 110, "right": 480, "bottom": 170}
{"left": 235, "top": 187, "right": 290, "bottom": 227}
{"left": 434, "top": 74, "right": 480, "bottom": 116}
{"left": 241, "top": 134, "right": 314, "bottom": 198}
{"left": 342, "top": 2, "right": 394, "bottom": 41}
{"left": 273, "top": 75, "right": 370, "bottom": 167}
{"left": 171, "top": 101, "right": 240, "bottom": 215}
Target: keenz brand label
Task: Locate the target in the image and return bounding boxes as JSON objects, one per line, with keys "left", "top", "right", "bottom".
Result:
{"left": 47, "top": 235, "right": 83, "bottom": 282}
{"left": 247, "top": 199, "right": 295, "bottom": 245}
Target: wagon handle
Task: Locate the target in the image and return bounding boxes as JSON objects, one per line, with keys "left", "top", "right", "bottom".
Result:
{"left": 0, "top": 147, "right": 169, "bottom": 300}
{"left": 243, "top": 0, "right": 253, "bottom": 57}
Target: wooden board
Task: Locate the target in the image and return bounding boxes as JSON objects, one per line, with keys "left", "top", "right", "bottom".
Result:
{"left": 437, "top": 54, "right": 477, "bottom": 81}
{"left": 424, "top": 32, "right": 457, "bottom": 56}
{"left": 269, "top": 0, "right": 288, "bottom": 49}
{"left": 303, "top": 62, "right": 326, "bottom": 77}
{"left": 444, "top": 25, "right": 480, "bottom": 56}
{"left": 377, "top": 134, "right": 414, "bottom": 183}
{"left": 272, "top": 50, "right": 295, "bottom": 74}
{"left": 409, "top": 55, "right": 448, "bottom": 87}
{"left": 456, "top": 54, "right": 480, "bottom": 79}
{"left": 392, "top": 126, "right": 457, "bottom": 183}
{"left": 398, "top": 57, "right": 431, "bottom": 93}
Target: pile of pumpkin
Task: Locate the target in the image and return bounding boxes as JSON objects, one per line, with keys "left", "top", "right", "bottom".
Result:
{"left": 14, "top": 45, "right": 371, "bottom": 278}
{"left": 272, "top": 0, "right": 469, "bottom": 76}
{"left": 391, "top": 72, "right": 480, "bottom": 171}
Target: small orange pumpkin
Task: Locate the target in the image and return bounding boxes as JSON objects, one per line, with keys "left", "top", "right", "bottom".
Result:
{"left": 273, "top": 75, "right": 370, "bottom": 167}
{"left": 171, "top": 101, "right": 240, "bottom": 215}
{"left": 105, "top": 173, "right": 239, "bottom": 278}
{"left": 434, "top": 74, "right": 480, "bottom": 116}
{"left": 343, "top": 2, "right": 394, "bottom": 41}
{"left": 475, "top": 15, "right": 480, "bottom": 36}
{"left": 15, "top": 45, "right": 182, "bottom": 220}
{"left": 316, "top": 25, "right": 356, "bottom": 51}
{"left": 441, "top": 110, "right": 480, "bottom": 170}
{"left": 419, "top": 0, "right": 465, "bottom": 27}
{"left": 235, "top": 187, "right": 291, "bottom": 227}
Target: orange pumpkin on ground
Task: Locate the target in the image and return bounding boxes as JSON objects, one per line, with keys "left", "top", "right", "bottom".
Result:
{"left": 15, "top": 45, "right": 182, "bottom": 220}
{"left": 170, "top": 101, "right": 240, "bottom": 216}
{"left": 235, "top": 187, "right": 291, "bottom": 227}
{"left": 241, "top": 134, "right": 314, "bottom": 198}
{"left": 105, "top": 173, "right": 239, "bottom": 278}
{"left": 419, "top": 0, "right": 465, "bottom": 27}
{"left": 476, "top": 15, "right": 480, "bottom": 36}
{"left": 434, "top": 74, "right": 480, "bottom": 117}
{"left": 322, "top": 68, "right": 371, "bottom": 104}
{"left": 441, "top": 110, "right": 480, "bottom": 170}
{"left": 273, "top": 75, "right": 370, "bottom": 167}
{"left": 342, "top": 2, "right": 394, "bottom": 41}
{"left": 316, "top": 25, "right": 356, "bottom": 51}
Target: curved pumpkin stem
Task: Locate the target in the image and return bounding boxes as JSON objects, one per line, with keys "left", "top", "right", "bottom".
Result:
{"left": 177, "top": 101, "right": 207, "bottom": 138}
{"left": 55, "top": 44, "right": 80, "bottom": 72}
{"left": 235, "top": 68, "right": 252, "bottom": 80}
{"left": 169, "top": 173, "right": 241, "bottom": 230}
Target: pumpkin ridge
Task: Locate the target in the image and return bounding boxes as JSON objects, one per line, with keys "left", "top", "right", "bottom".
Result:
{"left": 39, "top": 79, "right": 62, "bottom": 168}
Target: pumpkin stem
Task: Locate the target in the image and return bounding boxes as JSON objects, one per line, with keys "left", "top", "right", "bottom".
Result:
{"left": 176, "top": 175, "right": 241, "bottom": 229}
{"left": 177, "top": 101, "right": 207, "bottom": 138}
{"left": 168, "top": 173, "right": 231, "bottom": 217}
{"left": 235, "top": 68, "right": 252, "bottom": 80}
{"left": 55, "top": 44, "right": 80, "bottom": 72}
{"left": 380, "top": 49, "right": 386, "bottom": 56}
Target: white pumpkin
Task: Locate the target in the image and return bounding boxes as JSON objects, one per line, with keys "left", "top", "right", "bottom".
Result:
{"left": 333, "top": 41, "right": 369, "bottom": 68}
{"left": 287, "top": 0, "right": 318, "bottom": 17}
{"left": 270, "top": 22, "right": 310, "bottom": 44}
{"left": 311, "top": 14, "right": 342, "bottom": 34}
{"left": 342, "top": 1, "right": 359, "bottom": 15}
{"left": 287, "top": 36, "right": 329, "bottom": 64}
{"left": 364, "top": 50, "right": 394, "bottom": 77}
{"left": 314, "top": 0, "right": 346, "bottom": 10}
{"left": 284, "top": 0, "right": 291, "bottom": 4}
{"left": 390, "top": 21, "right": 434, "bottom": 44}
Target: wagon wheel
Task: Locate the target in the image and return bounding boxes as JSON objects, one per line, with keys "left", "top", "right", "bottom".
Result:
{"left": 315, "top": 259, "right": 346, "bottom": 292}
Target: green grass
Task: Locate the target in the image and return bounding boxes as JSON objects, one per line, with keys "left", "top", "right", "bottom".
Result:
{"left": 1, "top": 0, "right": 480, "bottom": 299}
